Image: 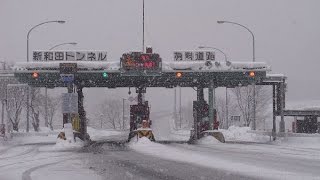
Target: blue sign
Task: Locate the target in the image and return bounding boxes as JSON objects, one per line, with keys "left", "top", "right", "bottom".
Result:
{"left": 60, "top": 74, "right": 74, "bottom": 83}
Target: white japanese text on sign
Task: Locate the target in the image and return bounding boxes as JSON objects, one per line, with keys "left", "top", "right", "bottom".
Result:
{"left": 173, "top": 51, "right": 215, "bottom": 61}
{"left": 32, "top": 51, "right": 107, "bottom": 61}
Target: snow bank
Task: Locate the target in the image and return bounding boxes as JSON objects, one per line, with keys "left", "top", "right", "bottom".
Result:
{"left": 197, "top": 136, "right": 221, "bottom": 145}
{"left": 87, "top": 127, "right": 128, "bottom": 141}
{"left": 220, "top": 126, "right": 270, "bottom": 142}
{"left": 129, "top": 137, "right": 307, "bottom": 180}
{"left": 274, "top": 136, "right": 320, "bottom": 149}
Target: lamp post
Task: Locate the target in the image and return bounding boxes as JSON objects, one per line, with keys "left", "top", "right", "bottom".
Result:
{"left": 217, "top": 20, "right": 256, "bottom": 130}
{"left": 26, "top": 20, "right": 65, "bottom": 132}
{"left": 49, "top": 42, "right": 77, "bottom": 50}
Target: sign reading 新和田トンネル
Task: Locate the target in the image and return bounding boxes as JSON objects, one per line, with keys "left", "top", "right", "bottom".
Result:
{"left": 32, "top": 51, "right": 107, "bottom": 61}
{"left": 173, "top": 51, "right": 215, "bottom": 61}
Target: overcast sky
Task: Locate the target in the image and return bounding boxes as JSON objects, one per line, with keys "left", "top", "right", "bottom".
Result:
{"left": 1, "top": 0, "right": 320, "bottom": 110}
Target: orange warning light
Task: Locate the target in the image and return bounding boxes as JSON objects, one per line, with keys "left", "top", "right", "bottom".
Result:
{"left": 249, "top": 71, "right": 255, "bottom": 77}
{"left": 32, "top": 72, "right": 39, "bottom": 78}
{"left": 176, "top": 72, "right": 182, "bottom": 78}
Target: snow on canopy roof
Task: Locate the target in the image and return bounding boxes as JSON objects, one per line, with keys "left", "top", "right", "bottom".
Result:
{"left": 13, "top": 60, "right": 271, "bottom": 72}
{"left": 163, "top": 61, "right": 270, "bottom": 71}
{"left": 13, "top": 61, "right": 120, "bottom": 71}
{"left": 286, "top": 100, "right": 320, "bottom": 111}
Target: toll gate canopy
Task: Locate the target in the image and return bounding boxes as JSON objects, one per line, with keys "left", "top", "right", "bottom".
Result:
{"left": 13, "top": 60, "right": 276, "bottom": 88}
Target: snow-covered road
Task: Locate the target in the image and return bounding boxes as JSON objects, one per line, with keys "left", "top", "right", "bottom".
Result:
{"left": 0, "top": 137, "right": 102, "bottom": 180}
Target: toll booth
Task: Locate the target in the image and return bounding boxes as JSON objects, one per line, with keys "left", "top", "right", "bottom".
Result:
{"left": 284, "top": 110, "right": 320, "bottom": 134}
{"left": 293, "top": 116, "right": 319, "bottom": 133}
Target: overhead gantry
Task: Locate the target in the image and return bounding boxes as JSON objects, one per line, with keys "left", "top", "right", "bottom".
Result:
{"left": 12, "top": 51, "right": 285, "bottom": 142}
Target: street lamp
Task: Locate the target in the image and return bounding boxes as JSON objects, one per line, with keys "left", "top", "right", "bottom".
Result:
{"left": 217, "top": 21, "right": 255, "bottom": 62}
{"left": 26, "top": 20, "right": 65, "bottom": 132}
{"left": 27, "top": 20, "right": 66, "bottom": 62}
{"left": 49, "top": 42, "right": 77, "bottom": 50}
{"left": 217, "top": 20, "right": 256, "bottom": 130}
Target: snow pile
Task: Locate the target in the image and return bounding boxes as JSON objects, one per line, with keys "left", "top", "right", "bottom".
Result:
{"left": 220, "top": 126, "right": 270, "bottom": 142}
{"left": 129, "top": 136, "right": 153, "bottom": 146}
{"left": 274, "top": 136, "right": 320, "bottom": 149}
{"left": 197, "top": 135, "right": 221, "bottom": 145}
{"left": 129, "top": 137, "right": 304, "bottom": 180}
{"left": 87, "top": 127, "right": 128, "bottom": 141}
{"left": 48, "top": 137, "right": 85, "bottom": 151}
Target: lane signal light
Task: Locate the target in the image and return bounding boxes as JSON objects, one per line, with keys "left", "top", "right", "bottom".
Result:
{"left": 32, "top": 72, "right": 39, "bottom": 78}
{"left": 102, "top": 72, "right": 108, "bottom": 78}
{"left": 249, "top": 71, "right": 255, "bottom": 77}
{"left": 176, "top": 72, "right": 182, "bottom": 78}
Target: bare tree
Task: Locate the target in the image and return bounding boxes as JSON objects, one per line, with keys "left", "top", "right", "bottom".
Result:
{"left": 97, "top": 99, "right": 128, "bottom": 130}
{"left": 180, "top": 102, "right": 193, "bottom": 129}
{"left": 231, "top": 85, "right": 271, "bottom": 127}
{"left": 40, "top": 95, "right": 60, "bottom": 130}
{"left": 6, "top": 85, "right": 27, "bottom": 131}
{"left": 29, "top": 88, "right": 43, "bottom": 132}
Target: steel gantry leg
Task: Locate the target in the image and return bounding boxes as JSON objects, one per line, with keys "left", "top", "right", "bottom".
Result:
{"left": 194, "top": 87, "right": 204, "bottom": 140}
{"left": 208, "top": 81, "right": 214, "bottom": 130}
{"left": 77, "top": 86, "right": 89, "bottom": 141}
{"left": 279, "top": 81, "right": 285, "bottom": 134}
{"left": 272, "top": 84, "right": 277, "bottom": 140}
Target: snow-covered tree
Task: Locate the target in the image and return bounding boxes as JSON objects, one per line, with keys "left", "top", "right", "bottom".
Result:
{"left": 231, "top": 85, "right": 271, "bottom": 127}
{"left": 29, "top": 88, "right": 43, "bottom": 132}
{"left": 97, "top": 98, "right": 129, "bottom": 130}
{"left": 6, "top": 85, "right": 28, "bottom": 131}
{"left": 40, "top": 94, "right": 60, "bottom": 130}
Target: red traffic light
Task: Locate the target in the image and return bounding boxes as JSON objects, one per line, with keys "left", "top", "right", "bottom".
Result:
{"left": 32, "top": 72, "right": 39, "bottom": 78}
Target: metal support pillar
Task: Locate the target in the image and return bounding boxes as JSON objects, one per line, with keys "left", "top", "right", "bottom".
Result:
{"left": 26, "top": 86, "right": 30, "bottom": 132}
{"left": 197, "top": 87, "right": 204, "bottom": 101}
{"left": 279, "top": 81, "right": 285, "bottom": 133}
{"left": 179, "top": 87, "right": 182, "bottom": 129}
{"left": 174, "top": 88, "right": 177, "bottom": 123}
{"left": 77, "top": 86, "right": 88, "bottom": 140}
{"left": 208, "top": 81, "right": 214, "bottom": 130}
{"left": 194, "top": 87, "right": 204, "bottom": 140}
{"left": 44, "top": 87, "right": 48, "bottom": 127}
{"left": 272, "top": 84, "right": 276, "bottom": 140}
{"left": 226, "top": 87, "right": 229, "bottom": 129}
{"left": 253, "top": 84, "right": 256, "bottom": 130}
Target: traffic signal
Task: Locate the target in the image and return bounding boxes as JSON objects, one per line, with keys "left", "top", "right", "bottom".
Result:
{"left": 176, "top": 72, "right": 183, "bottom": 78}
{"left": 32, "top": 72, "right": 39, "bottom": 78}
{"left": 102, "top": 72, "right": 108, "bottom": 78}
{"left": 249, "top": 71, "right": 255, "bottom": 77}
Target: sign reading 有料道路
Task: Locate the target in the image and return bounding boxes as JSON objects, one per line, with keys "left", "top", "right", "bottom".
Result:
{"left": 32, "top": 51, "right": 107, "bottom": 61}
{"left": 173, "top": 51, "right": 215, "bottom": 61}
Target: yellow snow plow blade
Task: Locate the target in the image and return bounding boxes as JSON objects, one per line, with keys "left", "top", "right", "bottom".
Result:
{"left": 201, "top": 130, "right": 225, "bottom": 143}
{"left": 136, "top": 129, "right": 155, "bottom": 141}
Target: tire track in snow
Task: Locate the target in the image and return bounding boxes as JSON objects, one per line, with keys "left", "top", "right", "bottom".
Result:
{"left": 0, "top": 145, "right": 38, "bottom": 160}
{"left": 21, "top": 158, "right": 78, "bottom": 180}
